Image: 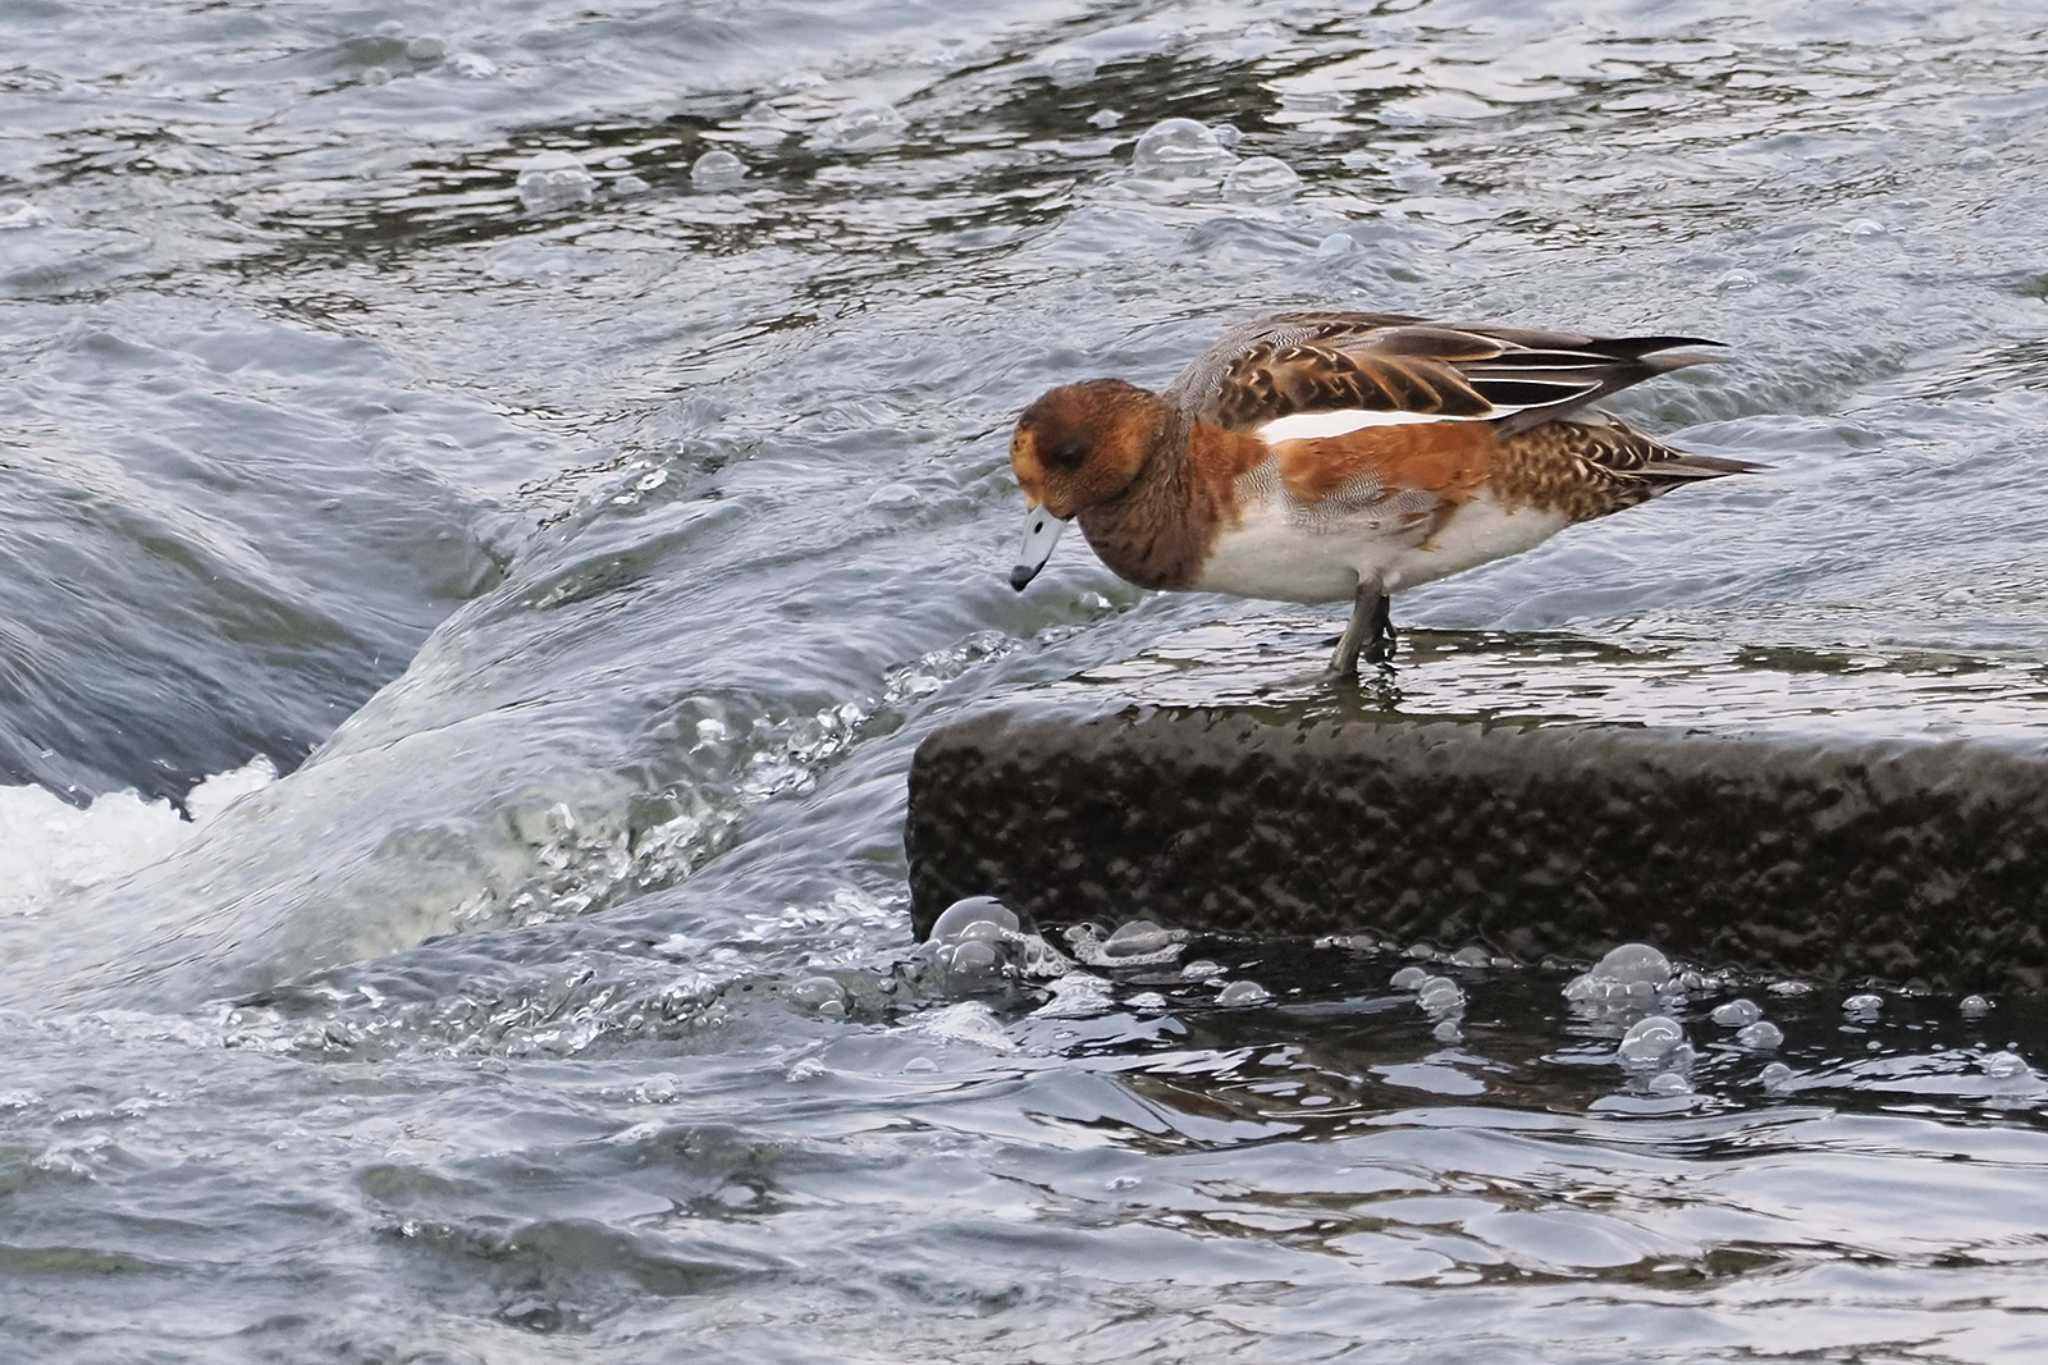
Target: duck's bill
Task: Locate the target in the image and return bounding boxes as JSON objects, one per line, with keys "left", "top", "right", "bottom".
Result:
{"left": 1009, "top": 506, "right": 1067, "bottom": 591}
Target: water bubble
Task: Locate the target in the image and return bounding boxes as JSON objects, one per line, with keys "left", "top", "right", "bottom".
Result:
{"left": 790, "top": 975, "right": 848, "bottom": 1016}
{"left": 1714, "top": 268, "right": 1758, "bottom": 292}
{"left": 925, "top": 897, "right": 1027, "bottom": 993}
{"left": 1088, "top": 108, "right": 1123, "bottom": 129}
{"left": 1315, "top": 232, "right": 1354, "bottom": 258}
{"left": 930, "top": 896, "right": 1019, "bottom": 944}
{"left": 1416, "top": 976, "right": 1464, "bottom": 1013}
{"left": 1432, "top": 1019, "right": 1463, "bottom": 1044}
{"left": 902, "top": 1056, "right": 937, "bottom": 1073}
{"left": 1391, "top": 966, "right": 1428, "bottom": 991}
{"left": 1843, "top": 992, "right": 1883, "bottom": 1017}
{"left": 1618, "top": 1015, "right": 1684, "bottom": 1068}
{"left": 1126, "top": 991, "right": 1169, "bottom": 1012}
{"left": 449, "top": 52, "right": 499, "bottom": 79}
{"left": 1759, "top": 1061, "right": 1794, "bottom": 1090}
{"left": 1450, "top": 946, "right": 1491, "bottom": 968}
{"left": 1736, "top": 1020, "right": 1784, "bottom": 1050}
{"left": 1842, "top": 217, "right": 1885, "bottom": 237}
{"left": 362, "top": 65, "right": 393, "bottom": 87}
{"left": 1983, "top": 1050, "right": 2028, "bottom": 1079}
{"left": 1216, "top": 980, "right": 1272, "bottom": 1006}
{"left": 1132, "top": 117, "right": 1237, "bottom": 177}
{"left": 1959, "top": 146, "right": 1995, "bottom": 168}
{"left": 0, "top": 198, "right": 50, "bottom": 231}
{"left": 1103, "top": 920, "right": 1174, "bottom": 959}
{"left": 1563, "top": 975, "right": 1621, "bottom": 1003}
{"left": 938, "top": 938, "right": 1005, "bottom": 988}
{"left": 1209, "top": 122, "right": 1243, "bottom": 149}
{"left": 405, "top": 35, "right": 447, "bottom": 62}
{"left": 812, "top": 104, "right": 906, "bottom": 151}
{"left": 1647, "top": 1071, "right": 1691, "bottom": 1096}
{"left": 1566, "top": 943, "right": 1674, "bottom": 1005}
{"left": 1594, "top": 943, "right": 1672, "bottom": 986}
{"left": 1181, "top": 959, "right": 1224, "bottom": 982}
{"left": 1767, "top": 979, "right": 1812, "bottom": 997}
{"left": 690, "top": 149, "right": 747, "bottom": 186}
{"left": 630, "top": 1075, "right": 681, "bottom": 1103}
{"left": 1106, "top": 1174, "right": 1141, "bottom": 1192}
{"left": 1711, "top": 998, "right": 1763, "bottom": 1027}
{"left": 1961, "top": 994, "right": 1993, "bottom": 1017}
{"left": 1223, "top": 156, "right": 1302, "bottom": 204}
{"left": 374, "top": 19, "right": 404, "bottom": 37}
{"left": 516, "top": 150, "right": 597, "bottom": 212}
{"left": 1031, "top": 971, "right": 1112, "bottom": 1018}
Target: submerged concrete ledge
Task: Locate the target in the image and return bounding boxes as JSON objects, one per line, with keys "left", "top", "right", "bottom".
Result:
{"left": 905, "top": 616, "right": 2048, "bottom": 991}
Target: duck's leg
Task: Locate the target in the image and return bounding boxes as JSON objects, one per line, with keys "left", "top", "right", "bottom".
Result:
{"left": 1363, "top": 594, "right": 1397, "bottom": 664}
{"left": 1325, "top": 583, "right": 1385, "bottom": 680}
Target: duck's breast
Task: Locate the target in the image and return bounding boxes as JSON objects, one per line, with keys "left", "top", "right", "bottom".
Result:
{"left": 1192, "top": 460, "right": 1400, "bottom": 603}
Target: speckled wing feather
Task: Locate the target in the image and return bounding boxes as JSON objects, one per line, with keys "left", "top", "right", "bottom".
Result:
{"left": 1167, "top": 312, "right": 1723, "bottom": 437}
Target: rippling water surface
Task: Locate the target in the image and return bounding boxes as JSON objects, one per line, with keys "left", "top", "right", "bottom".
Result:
{"left": 5, "top": 0, "right": 2048, "bottom": 1358}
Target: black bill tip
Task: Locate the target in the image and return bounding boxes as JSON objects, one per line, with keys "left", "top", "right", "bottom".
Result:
{"left": 1009, "top": 564, "right": 1037, "bottom": 592}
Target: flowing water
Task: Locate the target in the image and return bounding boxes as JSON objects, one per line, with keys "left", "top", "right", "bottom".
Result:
{"left": 5, "top": 0, "right": 2048, "bottom": 1358}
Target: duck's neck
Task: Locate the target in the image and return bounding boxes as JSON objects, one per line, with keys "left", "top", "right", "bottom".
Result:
{"left": 1076, "top": 419, "right": 1265, "bottom": 590}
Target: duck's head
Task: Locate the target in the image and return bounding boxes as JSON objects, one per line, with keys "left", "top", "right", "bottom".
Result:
{"left": 1006, "top": 379, "right": 1165, "bottom": 591}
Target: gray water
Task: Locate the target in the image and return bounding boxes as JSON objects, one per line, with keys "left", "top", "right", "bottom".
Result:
{"left": 5, "top": 0, "right": 2048, "bottom": 1358}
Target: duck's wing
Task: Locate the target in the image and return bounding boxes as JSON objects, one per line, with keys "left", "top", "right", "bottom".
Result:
{"left": 1166, "top": 311, "right": 1723, "bottom": 438}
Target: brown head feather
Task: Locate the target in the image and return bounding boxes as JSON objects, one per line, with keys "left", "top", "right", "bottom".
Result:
{"left": 1009, "top": 379, "right": 1170, "bottom": 519}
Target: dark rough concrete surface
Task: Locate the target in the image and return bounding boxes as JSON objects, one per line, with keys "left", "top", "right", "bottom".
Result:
{"left": 904, "top": 620, "right": 2048, "bottom": 991}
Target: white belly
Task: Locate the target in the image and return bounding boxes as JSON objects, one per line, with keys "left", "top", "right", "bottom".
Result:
{"left": 1381, "top": 492, "right": 1569, "bottom": 591}
{"left": 1192, "top": 488, "right": 1568, "bottom": 602}
{"left": 1192, "top": 501, "right": 1362, "bottom": 603}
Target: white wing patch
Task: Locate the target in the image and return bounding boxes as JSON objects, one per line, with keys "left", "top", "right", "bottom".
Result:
{"left": 1255, "top": 410, "right": 1450, "bottom": 441}
{"left": 1254, "top": 378, "right": 1601, "bottom": 446}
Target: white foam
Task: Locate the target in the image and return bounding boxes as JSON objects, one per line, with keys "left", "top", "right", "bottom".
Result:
{"left": 0, "top": 758, "right": 277, "bottom": 918}
{"left": 0, "top": 198, "right": 50, "bottom": 231}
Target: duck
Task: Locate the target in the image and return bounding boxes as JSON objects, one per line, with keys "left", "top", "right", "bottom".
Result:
{"left": 1005, "top": 310, "right": 1758, "bottom": 678}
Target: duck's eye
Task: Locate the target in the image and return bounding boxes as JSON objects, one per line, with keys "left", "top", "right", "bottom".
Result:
{"left": 1047, "top": 438, "right": 1089, "bottom": 469}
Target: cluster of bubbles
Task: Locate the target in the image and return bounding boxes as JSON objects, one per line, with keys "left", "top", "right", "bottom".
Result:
{"left": 1067, "top": 918, "right": 1181, "bottom": 967}
{"left": 514, "top": 143, "right": 751, "bottom": 214}
{"left": 774, "top": 896, "right": 1080, "bottom": 1028}
{"left": 1391, "top": 964, "right": 1468, "bottom": 1043}
{"left": 1565, "top": 944, "right": 1792, "bottom": 1096}
{"left": 516, "top": 151, "right": 599, "bottom": 213}
{"left": 1616, "top": 1015, "right": 1694, "bottom": 1095}
{"left": 352, "top": 20, "right": 481, "bottom": 88}
{"left": 915, "top": 897, "right": 1062, "bottom": 996}
{"left": 1562, "top": 943, "right": 1693, "bottom": 1006}
{"left": 1129, "top": 118, "right": 1302, "bottom": 204}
